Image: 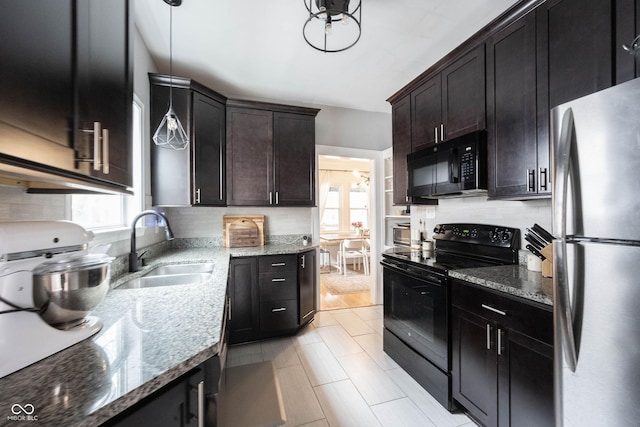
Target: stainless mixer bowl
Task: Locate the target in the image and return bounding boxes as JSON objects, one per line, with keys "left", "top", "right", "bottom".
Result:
{"left": 32, "top": 253, "right": 113, "bottom": 329}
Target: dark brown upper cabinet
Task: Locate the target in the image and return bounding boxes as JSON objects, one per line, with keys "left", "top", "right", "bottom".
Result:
{"left": 487, "top": 12, "right": 540, "bottom": 198}
{"left": 0, "top": 0, "right": 132, "bottom": 193}
{"left": 411, "top": 45, "right": 486, "bottom": 153}
{"left": 149, "top": 74, "right": 227, "bottom": 206}
{"left": 615, "top": 0, "right": 640, "bottom": 84}
{"left": 226, "top": 100, "right": 319, "bottom": 207}
{"left": 392, "top": 95, "right": 412, "bottom": 205}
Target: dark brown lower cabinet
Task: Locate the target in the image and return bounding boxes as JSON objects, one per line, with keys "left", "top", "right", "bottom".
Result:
{"left": 229, "top": 251, "right": 317, "bottom": 344}
{"left": 451, "top": 279, "right": 553, "bottom": 427}
{"left": 106, "top": 350, "right": 222, "bottom": 427}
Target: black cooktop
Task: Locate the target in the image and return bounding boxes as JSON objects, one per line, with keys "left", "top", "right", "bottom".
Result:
{"left": 382, "top": 223, "right": 520, "bottom": 274}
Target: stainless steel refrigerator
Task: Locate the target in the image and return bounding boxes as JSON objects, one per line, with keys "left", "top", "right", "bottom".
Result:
{"left": 551, "top": 77, "right": 640, "bottom": 426}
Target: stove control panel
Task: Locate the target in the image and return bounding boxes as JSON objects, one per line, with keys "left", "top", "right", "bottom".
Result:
{"left": 433, "top": 223, "right": 520, "bottom": 249}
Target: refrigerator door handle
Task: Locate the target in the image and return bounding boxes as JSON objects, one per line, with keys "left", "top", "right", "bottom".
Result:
{"left": 552, "top": 107, "right": 578, "bottom": 372}
{"left": 554, "top": 239, "right": 578, "bottom": 372}
{"left": 553, "top": 107, "right": 574, "bottom": 238}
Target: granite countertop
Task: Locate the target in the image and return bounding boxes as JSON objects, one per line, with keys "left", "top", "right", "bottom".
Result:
{"left": 448, "top": 265, "right": 554, "bottom": 306}
{"left": 0, "top": 243, "right": 313, "bottom": 427}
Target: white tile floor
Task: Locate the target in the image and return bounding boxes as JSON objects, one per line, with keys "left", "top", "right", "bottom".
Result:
{"left": 226, "top": 306, "right": 474, "bottom": 427}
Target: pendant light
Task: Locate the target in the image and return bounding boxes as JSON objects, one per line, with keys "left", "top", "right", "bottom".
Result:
{"left": 303, "top": 0, "right": 362, "bottom": 53}
{"left": 153, "top": 0, "right": 189, "bottom": 150}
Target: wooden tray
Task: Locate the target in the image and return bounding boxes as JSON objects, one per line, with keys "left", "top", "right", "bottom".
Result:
{"left": 223, "top": 215, "right": 265, "bottom": 247}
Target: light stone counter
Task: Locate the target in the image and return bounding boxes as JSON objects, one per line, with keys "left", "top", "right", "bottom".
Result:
{"left": 448, "top": 264, "right": 554, "bottom": 306}
{"left": 0, "top": 243, "right": 314, "bottom": 426}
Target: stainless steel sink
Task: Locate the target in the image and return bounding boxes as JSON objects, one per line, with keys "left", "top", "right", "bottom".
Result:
{"left": 142, "top": 263, "right": 214, "bottom": 277}
{"left": 117, "top": 263, "right": 214, "bottom": 289}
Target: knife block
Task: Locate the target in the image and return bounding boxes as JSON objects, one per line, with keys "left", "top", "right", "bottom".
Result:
{"left": 540, "top": 244, "right": 553, "bottom": 278}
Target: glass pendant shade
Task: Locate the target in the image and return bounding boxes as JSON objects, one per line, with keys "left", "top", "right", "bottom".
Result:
{"left": 153, "top": 0, "right": 188, "bottom": 150}
{"left": 153, "top": 106, "right": 188, "bottom": 150}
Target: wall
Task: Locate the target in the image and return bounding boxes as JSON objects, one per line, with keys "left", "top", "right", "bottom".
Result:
{"left": 315, "top": 106, "right": 392, "bottom": 151}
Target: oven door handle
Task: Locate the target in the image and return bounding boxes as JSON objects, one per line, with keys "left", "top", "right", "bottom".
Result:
{"left": 381, "top": 260, "right": 445, "bottom": 286}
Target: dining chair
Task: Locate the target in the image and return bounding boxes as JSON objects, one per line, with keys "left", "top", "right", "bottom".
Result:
{"left": 338, "top": 239, "right": 368, "bottom": 275}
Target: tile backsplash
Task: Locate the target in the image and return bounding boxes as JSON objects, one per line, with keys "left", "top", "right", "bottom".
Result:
{"left": 411, "top": 196, "right": 552, "bottom": 250}
{"left": 0, "top": 185, "right": 65, "bottom": 221}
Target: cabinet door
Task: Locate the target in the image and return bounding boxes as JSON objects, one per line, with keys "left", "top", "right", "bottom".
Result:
{"left": 228, "top": 257, "right": 259, "bottom": 344}
{"left": 498, "top": 329, "right": 554, "bottom": 427}
{"left": 536, "top": 0, "right": 614, "bottom": 193}
{"left": 0, "top": 1, "right": 75, "bottom": 171}
{"left": 76, "top": 0, "right": 132, "bottom": 187}
{"left": 442, "top": 44, "right": 486, "bottom": 141}
{"left": 411, "top": 74, "right": 441, "bottom": 151}
{"left": 273, "top": 112, "right": 315, "bottom": 206}
{"left": 298, "top": 249, "right": 317, "bottom": 325}
{"left": 392, "top": 95, "right": 411, "bottom": 205}
{"left": 226, "top": 108, "right": 273, "bottom": 206}
{"left": 615, "top": 0, "right": 640, "bottom": 83}
{"left": 452, "top": 308, "right": 498, "bottom": 427}
{"left": 487, "top": 12, "right": 539, "bottom": 198}
{"left": 150, "top": 86, "right": 192, "bottom": 206}
{"left": 193, "top": 92, "right": 225, "bottom": 205}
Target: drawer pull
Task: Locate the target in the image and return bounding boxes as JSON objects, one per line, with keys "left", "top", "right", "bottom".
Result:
{"left": 482, "top": 304, "right": 507, "bottom": 316}
{"left": 498, "top": 328, "right": 503, "bottom": 356}
{"left": 271, "top": 262, "right": 286, "bottom": 267}
{"left": 272, "top": 307, "right": 287, "bottom": 313}
{"left": 271, "top": 278, "right": 286, "bottom": 282}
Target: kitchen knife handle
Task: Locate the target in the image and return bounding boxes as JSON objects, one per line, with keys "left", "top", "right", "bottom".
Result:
{"left": 526, "top": 244, "right": 545, "bottom": 260}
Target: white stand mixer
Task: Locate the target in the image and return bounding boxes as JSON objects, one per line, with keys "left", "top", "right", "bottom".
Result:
{"left": 0, "top": 221, "right": 108, "bottom": 378}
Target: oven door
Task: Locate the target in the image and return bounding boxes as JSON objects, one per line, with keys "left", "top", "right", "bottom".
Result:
{"left": 382, "top": 260, "right": 448, "bottom": 371}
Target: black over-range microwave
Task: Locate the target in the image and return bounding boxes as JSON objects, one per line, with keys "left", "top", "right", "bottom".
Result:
{"left": 406, "top": 130, "right": 487, "bottom": 199}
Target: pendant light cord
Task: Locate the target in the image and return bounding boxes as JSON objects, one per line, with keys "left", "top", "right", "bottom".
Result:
{"left": 169, "top": 4, "right": 174, "bottom": 110}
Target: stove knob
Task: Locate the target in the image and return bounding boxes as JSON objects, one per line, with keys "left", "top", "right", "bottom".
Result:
{"left": 502, "top": 231, "right": 512, "bottom": 242}
{"left": 490, "top": 230, "right": 500, "bottom": 242}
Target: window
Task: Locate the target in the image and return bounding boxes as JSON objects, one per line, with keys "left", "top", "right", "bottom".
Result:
{"left": 349, "top": 186, "right": 368, "bottom": 229}
{"left": 320, "top": 186, "right": 340, "bottom": 231}
{"left": 70, "top": 97, "right": 144, "bottom": 229}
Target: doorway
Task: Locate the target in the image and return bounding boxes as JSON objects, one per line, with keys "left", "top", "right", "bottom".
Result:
{"left": 317, "top": 154, "right": 376, "bottom": 310}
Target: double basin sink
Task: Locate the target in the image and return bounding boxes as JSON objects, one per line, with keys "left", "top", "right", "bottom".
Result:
{"left": 118, "top": 263, "right": 214, "bottom": 289}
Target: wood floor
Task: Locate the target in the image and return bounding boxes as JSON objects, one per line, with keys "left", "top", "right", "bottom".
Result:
{"left": 319, "top": 266, "right": 373, "bottom": 310}
{"left": 227, "top": 306, "right": 474, "bottom": 427}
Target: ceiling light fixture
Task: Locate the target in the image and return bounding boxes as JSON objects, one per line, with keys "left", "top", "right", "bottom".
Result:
{"left": 303, "top": 0, "right": 362, "bottom": 53}
{"left": 153, "top": 0, "right": 189, "bottom": 150}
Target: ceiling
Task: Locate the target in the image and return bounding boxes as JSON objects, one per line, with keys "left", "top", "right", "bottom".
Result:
{"left": 134, "top": 0, "right": 520, "bottom": 114}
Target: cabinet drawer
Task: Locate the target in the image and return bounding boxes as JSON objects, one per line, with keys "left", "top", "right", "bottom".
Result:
{"left": 259, "top": 271, "right": 297, "bottom": 301}
{"left": 259, "top": 255, "right": 297, "bottom": 273}
{"left": 260, "top": 300, "right": 298, "bottom": 331}
{"left": 451, "top": 279, "right": 553, "bottom": 345}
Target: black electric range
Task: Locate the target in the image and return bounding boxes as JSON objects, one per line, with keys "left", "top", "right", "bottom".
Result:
{"left": 383, "top": 223, "right": 520, "bottom": 273}
{"left": 381, "top": 223, "right": 520, "bottom": 411}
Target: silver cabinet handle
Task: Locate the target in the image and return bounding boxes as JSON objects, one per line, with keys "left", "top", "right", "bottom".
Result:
{"left": 228, "top": 297, "right": 232, "bottom": 321}
{"left": 434, "top": 126, "right": 438, "bottom": 144}
{"left": 219, "top": 141, "right": 224, "bottom": 201}
{"left": 539, "top": 167, "right": 548, "bottom": 192}
{"left": 197, "top": 380, "right": 205, "bottom": 427}
{"left": 275, "top": 191, "right": 279, "bottom": 205}
{"left": 301, "top": 254, "right": 306, "bottom": 269}
{"left": 102, "top": 128, "right": 109, "bottom": 174}
{"left": 486, "top": 324, "right": 491, "bottom": 350}
{"left": 481, "top": 304, "right": 507, "bottom": 316}
{"left": 272, "top": 307, "right": 287, "bottom": 312}
{"left": 497, "top": 328, "right": 503, "bottom": 356}
{"left": 196, "top": 188, "right": 201, "bottom": 204}
{"left": 440, "top": 123, "right": 444, "bottom": 141}
{"left": 527, "top": 169, "right": 536, "bottom": 192}
{"left": 93, "top": 121, "right": 102, "bottom": 171}
{"left": 271, "top": 262, "right": 286, "bottom": 267}
{"left": 271, "top": 278, "right": 286, "bottom": 282}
